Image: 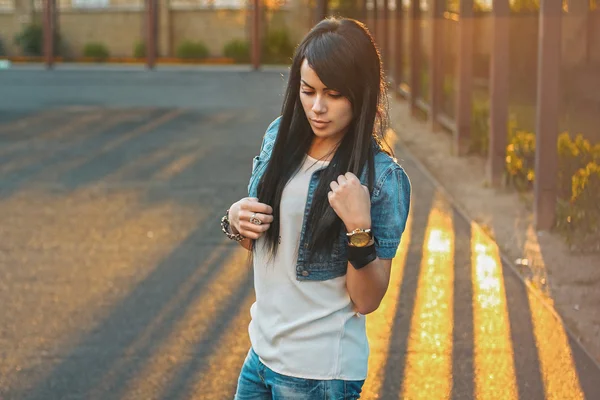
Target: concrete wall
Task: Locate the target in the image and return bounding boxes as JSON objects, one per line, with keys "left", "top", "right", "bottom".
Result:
{"left": 171, "top": 9, "right": 248, "bottom": 57}
{"left": 59, "top": 9, "right": 144, "bottom": 57}
{"left": 0, "top": 13, "right": 20, "bottom": 55}
{"left": 0, "top": 0, "right": 311, "bottom": 58}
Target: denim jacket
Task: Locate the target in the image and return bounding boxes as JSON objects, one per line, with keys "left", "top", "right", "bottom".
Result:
{"left": 248, "top": 117, "right": 411, "bottom": 281}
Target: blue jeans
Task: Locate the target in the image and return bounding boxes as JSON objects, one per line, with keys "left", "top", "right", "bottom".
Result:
{"left": 234, "top": 348, "right": 365, "bottom": 399}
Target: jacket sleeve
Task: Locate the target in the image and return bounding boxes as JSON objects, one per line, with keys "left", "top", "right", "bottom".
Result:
{"left": 257, "top": 116, "right": 282, "bottom": 158}
{"left": 370, "top": 165, "right": 411, "bottom": 259}
{"left": 247, "top": 116, "right": 282, "bottom": 195}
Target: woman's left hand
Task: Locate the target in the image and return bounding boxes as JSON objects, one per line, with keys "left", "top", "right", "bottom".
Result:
{"left": 328, "top": 172, "right": 371, "bottom": 231}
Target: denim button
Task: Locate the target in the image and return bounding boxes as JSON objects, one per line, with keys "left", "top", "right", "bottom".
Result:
{"left": 301, "top": 270, "right": 309, "bottom": 277}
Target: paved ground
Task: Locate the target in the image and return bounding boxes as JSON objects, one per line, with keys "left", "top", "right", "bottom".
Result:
{"left": 0, "top": 67, "right": 599, "bottom": 400}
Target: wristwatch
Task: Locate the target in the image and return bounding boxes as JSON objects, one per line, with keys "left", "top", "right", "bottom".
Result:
{"left": 346, "top": 228, "right": 374, "bottom": 247}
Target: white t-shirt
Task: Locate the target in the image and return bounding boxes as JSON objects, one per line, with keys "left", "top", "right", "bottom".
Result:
{"left": 248, "top": 154, "right": 369, "bottom": 380}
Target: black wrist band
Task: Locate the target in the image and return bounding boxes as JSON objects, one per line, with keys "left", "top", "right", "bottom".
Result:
{"left": 348, "top": 243, "right": 377, "bottom": 270}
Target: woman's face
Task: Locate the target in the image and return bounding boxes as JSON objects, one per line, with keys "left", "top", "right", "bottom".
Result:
{"left": 299, "top": 59, "right": 353, "bottom": 144}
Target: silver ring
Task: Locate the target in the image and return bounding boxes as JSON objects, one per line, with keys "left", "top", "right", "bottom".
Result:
{"left": 250, "top": 213, "right": 263, "bottom": 225}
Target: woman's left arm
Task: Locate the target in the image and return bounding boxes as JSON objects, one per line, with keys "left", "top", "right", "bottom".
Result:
{"left": 345, "top": 250, "right": 393, "bottom": 315}
{"left": 328, "top": 167, "right": 410, "bottom": 315}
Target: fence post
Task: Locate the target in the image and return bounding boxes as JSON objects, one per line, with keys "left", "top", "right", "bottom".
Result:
{"left": 251, "top": 0, "right": 261, "bottom": 70}
{"left": 146, "top": 0, "right": 157, "bottom": 69}
{"left": 487, "top": 0, "right": 510, "bottom": 186}
{"left": 315, "top": 0, "right": 328, "bottom": 23}
{"left": 381, "top": 0, "right": 389, "bottom": 72}
{"left": 429, "top": 0, "right": 444, "bottom": 131}
{"left": 360, "top": 0, "right": 368, "bottom": 24}
{"left": 534, "top": 0, "right": 562, "bottom": 230}
{"left": 43, "top": 0, "right": 55, "bottom": 69}
{"left": 409, "top": 0, "right": 421, "bottom": 115}
{"left": 454, "top": 0, "right": 474, "bottom": 155}
{"left": 393, "top": 0, "right": 404, "bottom": 90}
{"left": 373, "top": 0, "right": 379, "bottom": 41}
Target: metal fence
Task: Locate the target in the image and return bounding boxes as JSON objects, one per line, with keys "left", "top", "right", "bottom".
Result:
{"left": 27, "top": 0, "right": 289, "bottom": 10}
{"left": 31, "top": 0, "right": 144, "bottom": 10}
{"left": 367, "top": 0, "right": 599, "bottom": 229}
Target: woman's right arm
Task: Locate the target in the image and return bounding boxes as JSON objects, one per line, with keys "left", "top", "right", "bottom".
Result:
{"left": 228, "top": 197, "right": 274, "bottom": 251}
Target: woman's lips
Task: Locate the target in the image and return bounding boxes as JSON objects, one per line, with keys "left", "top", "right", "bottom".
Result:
{"left": 311, "top": 119, "right": 330, "bottom": 129}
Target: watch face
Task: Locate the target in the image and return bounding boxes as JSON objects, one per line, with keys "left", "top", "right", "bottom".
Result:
{"left": 350, "top": 232, "right": 371, "bottom": 247}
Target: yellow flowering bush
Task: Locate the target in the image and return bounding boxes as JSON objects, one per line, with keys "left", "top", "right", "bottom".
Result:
{"left": 505, "top": 129, "right": 536, "bottom": 191}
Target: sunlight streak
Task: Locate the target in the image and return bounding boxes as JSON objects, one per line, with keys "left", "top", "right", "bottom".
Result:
{"left": 401, "top": 192, "right": 454, "bottom": 400}
{"left": 362, "top": 213, "right": 413, "bottom": 399}
{"left": 471, "top": 223, "right": 518, "bottom": 400}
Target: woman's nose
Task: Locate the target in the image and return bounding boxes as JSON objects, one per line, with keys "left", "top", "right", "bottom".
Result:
{"left": 312, "top": 95, "right": 327, "bottom": 114}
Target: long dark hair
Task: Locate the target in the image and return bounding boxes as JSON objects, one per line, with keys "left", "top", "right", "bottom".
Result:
{"left": 256, "top": 17, "right": 391, "bottom": 262}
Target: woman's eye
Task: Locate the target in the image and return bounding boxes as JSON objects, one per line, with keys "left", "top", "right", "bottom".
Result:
{"left": 329, "top": 93, "right": 342, "bottom": 98}
{"left": 301, "top": 91, "right": 315, "bottom": 95}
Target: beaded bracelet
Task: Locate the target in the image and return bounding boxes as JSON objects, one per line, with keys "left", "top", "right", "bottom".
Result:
{"left": 221, "top": 209, "right": 246, "bottom": 242}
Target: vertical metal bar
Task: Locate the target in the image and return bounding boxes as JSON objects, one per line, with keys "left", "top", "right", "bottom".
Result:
{"left": 586, "top": 8, "right": 592, "bottom": 63}
{"left": 487, "top": 0, "right": 510, "bottom": 186}
{"left": 394, "top": 0, "right": 405, "bottom": 90}
{"left": 43, "top": 0, "right": 54, "bottom": 69}
{"left": 409, "top": 0, "right": 421, "bottom": 114}
{"left": 373, "top": 0, "right": 379, "bottom": 41}
{"left": 252, "top": 0, "right": 261, "bottom": 70}
{"left": 454, "top": 0, "right": 474, "bottom": 155}
{"left": 429, "top": 0, "right": 444, "bottom": 130}
{"left": 381, "top": 0, "right": 389, "bottom": 72}
{"left": 534, "top": 0, "right": 562, "bottom": 230}
{"left": 361, "top": 0, "right": 368, "bottom": 24}
{"left": 315, "top": 0, "right": 327, "bottom": 23}
{"left": 146, "top": 0, "right": 156, "bottom": 69}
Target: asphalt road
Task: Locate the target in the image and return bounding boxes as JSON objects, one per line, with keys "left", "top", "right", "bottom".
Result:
{"left": 0, "top": 66, "right": 599, "bottom": 400}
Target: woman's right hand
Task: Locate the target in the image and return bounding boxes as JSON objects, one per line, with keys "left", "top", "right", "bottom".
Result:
{"left": 229, "top": 197, "right": 274, "bottom": 240}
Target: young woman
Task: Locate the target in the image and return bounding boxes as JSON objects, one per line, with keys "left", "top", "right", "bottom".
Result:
{"left": 220, "top": 17, "right": 411, "bottom": 400}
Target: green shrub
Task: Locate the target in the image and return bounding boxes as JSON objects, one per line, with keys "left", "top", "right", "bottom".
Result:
{"left": 441, "top": 74, "right": 455, "bottom": 113}
{"left": 224, "top": 39, "right": 250, "bottom": 63}
{"left": 469, "top": 100, "right": 490, "bottom": 156}
{"left": 468, "top": 101, "right": 518, "bottom": 158}
{"left": 83, "top": 42, "right": 110, "bottom": 61}
{"left": 134, "top": 41, "right": 145, "bottom": 58}
{"left": 14, "top": 24, "right": 61, "bottom": 56}
{"left": 420, "top": 70, "right": 430, "bottom": 103}
{"left": 176, "top": 40, "right": 209, "bottom": 59}
{"left": 262, "top": 29, "right": 294, "bottom": 64}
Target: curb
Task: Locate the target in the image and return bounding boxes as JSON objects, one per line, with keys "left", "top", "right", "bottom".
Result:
{"left": 0, "top": 62, "right": 292, "bottom": 73}
{"left": 0, "top": 56, "right": 237, "bottom": 65}
{"left": 390, "top": 108, "right": 600, "bottom": 371}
